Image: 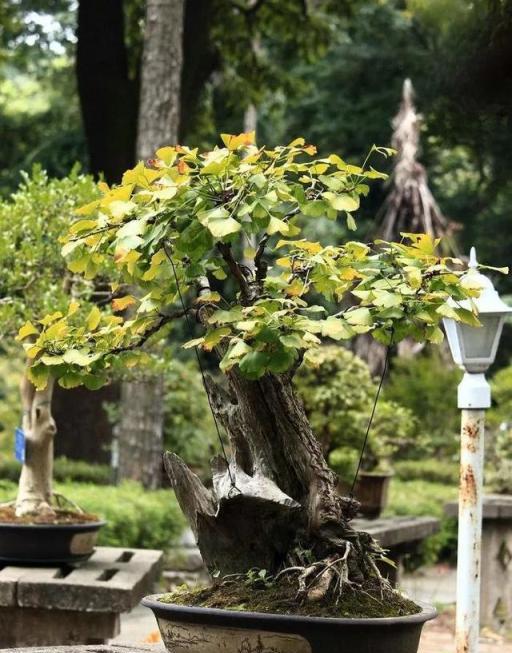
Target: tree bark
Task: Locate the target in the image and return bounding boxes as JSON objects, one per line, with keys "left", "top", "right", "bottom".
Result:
{"left": 116, "top": 376, "right": 165, "bottom": 489}
{"left": 136, "top": 0, "right": 184, "bottom": 158}
{"left": 117, "top": 0, "right": 184, "bottom": 489}
{"left": 15, "top": 373, "right": 56, "bottom": 517}
{"left": 165, "top": 368, "right": 367, "bottom": 579}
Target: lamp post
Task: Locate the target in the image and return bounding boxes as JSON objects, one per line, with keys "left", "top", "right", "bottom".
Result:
{"left": 443, "top": 247, "right": 512, "bottom": 653}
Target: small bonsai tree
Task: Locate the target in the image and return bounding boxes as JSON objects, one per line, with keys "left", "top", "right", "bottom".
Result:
{"left": 295, "top": 346, "right": 415, "bottom": 480}
{"left": 24, "top": 135, "right": 479, "bottom": 602}
{"left": 0, "top": 168, "right": 100, "bottom": 518}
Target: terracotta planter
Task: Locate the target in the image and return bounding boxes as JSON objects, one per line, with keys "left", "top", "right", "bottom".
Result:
{"left": 352, "top": 471, "right": 393, "bottom": 518}
{"left": 142, "top": 594, "right": 436, "bottom": 653}
{"left": 0, "top": 520, "right": 106, "bottom": 565}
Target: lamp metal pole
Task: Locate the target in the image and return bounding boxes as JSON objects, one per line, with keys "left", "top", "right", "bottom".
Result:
{"left": 455, "top": 373, "right": 490, "bottom": 653}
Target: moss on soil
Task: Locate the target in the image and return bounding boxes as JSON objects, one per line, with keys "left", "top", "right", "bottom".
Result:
{"left": 0, "top": 505, "right": 99, "bottom": 525}
{"left": 160, "top": 578, "right": 421, "bottom": 619}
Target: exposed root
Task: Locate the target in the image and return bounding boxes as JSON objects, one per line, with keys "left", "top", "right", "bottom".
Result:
{"left": 303, "top": 543, "right": 352, "bottom": 603}
{"left": 367, "top": 555, "right": 393, "bottom": 599}
{"left": 52, "top": 492, "right": 84, "bottom": 513}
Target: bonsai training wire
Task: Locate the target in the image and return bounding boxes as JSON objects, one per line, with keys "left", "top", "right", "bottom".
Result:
{"left": 165, "top": 245, "right": 239, "bottom": 493}
{"left": 349, "top": 330, "right": 394, "bottom": 498}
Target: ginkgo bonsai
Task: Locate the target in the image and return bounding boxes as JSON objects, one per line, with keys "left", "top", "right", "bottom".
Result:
{"left": 23, "top": 134, "right": 480, "bottom": 609}
{"left": 0, "top": 169, "right": 107, "bottom": 524}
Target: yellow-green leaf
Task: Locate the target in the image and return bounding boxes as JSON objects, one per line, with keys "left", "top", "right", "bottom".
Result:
{"left": 112, "top": 295, "right": 137, "bottom": 312}
{"left": 267, "top": 216, "right": 290, "bottom": 235}
{"left": 323, "top": 191, "right": 360, "bottom": 212}
{"left": 16, "top": 321, "right": 39, "bottom": 341}
{"left": 87, "top": 305, "right": 102, "bottom": 330}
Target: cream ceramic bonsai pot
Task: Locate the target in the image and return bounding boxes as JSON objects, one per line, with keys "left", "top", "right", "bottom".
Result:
{"left": 142, "top": 594, "right": 436, "bottom": 653}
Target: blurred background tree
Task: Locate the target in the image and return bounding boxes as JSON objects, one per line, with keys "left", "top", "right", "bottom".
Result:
{"left": 1, "top": 0, "right": 512, "bottom": 513}
{"left": 3, "top": 0, "right": 510, "bottom": 286}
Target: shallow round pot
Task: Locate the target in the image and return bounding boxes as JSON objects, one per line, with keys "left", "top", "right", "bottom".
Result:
{"left": 0, "top": 520, "right": 106, "bottom": 566}
{"left": 142, "top": 594, "right": 436, "bottom": 653}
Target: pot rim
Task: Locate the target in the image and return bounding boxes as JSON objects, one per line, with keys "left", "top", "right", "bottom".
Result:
{"left": 142, "top": 593, "right": 437, "bottom": 628}
{"left": 0, "top": 519, "right": 106, "bottom": 530}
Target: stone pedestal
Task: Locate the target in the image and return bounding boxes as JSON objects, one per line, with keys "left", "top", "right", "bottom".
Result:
{"left": 0, "top": 547, "right": 163, "bottom": 647}
{"left": 446, "top": 494, "right": 512, "bottom": 631}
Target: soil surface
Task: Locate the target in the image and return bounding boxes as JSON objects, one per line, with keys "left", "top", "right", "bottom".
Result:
{"left": 0, "top": 505, "right": 99, "bottom": 525}
{"left": 160, "top": 577, "right": 421, "bottom": 619}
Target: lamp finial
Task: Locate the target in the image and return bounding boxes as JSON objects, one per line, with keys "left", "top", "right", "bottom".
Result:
{"left": 469, "top": 247, "right": 478, "bottom": 269}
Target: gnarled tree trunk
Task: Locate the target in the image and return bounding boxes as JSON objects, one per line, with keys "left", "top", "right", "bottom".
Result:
{"left": 15, "top": 373, "right": 56, "bottom": 517}
{"left": 165, "top": 367, "right": 379, "bottom": 593}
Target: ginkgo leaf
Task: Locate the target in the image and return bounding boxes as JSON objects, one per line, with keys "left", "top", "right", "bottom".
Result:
{"left": 75, "top": 200, "right": 100, "bottom": 216}
{"left": 227, "top": 340, "right": 252, "bottom": 359}
{"left": 323, "top": 191, "right": 360, "bottom": 212}
{"left": 16, "top": 321, "right": 39, "bottom": 341}
{"left": 112, "top": 295, "right": 137, "bottom": 312}
{"left": 86, "top": 305, "right": 102, "bottom": 330}
{"left": 70, "top": 219, "right": 97, "bottom": 235}
{"left": 196, "top": 292, "right": 222, "bottom": 304}
{"left": 221, "top": 131, "right": 255, "bottom": 150}
{"left": 62, "top": 349, "right": 97, "bottom": 366}
{"left": 345, "top": 307, "right": 372, "bottom": 326}
{"left": 267, "top": 216, "right": 289, "bottom": 235}
{"left": 117, "top": 219, "right": 145, "bottom": 238}
{"left": 321, "top": 318, "right": 353, "bottom": 340}
{"left": 155, "top": 146, "right": 177, "bottom": 165}
{"left": 207, "top": 216, "right": 241, "bottom": 238}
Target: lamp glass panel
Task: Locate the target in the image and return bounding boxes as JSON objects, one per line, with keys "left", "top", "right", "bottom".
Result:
{"left": 443, "top": 318, "right": 463, "bottom": 365}
{"left": 459, "top": 315, "right": 501, "bottom": 361}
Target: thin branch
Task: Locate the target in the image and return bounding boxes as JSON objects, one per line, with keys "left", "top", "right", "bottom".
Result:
{"left": 109, "top": 308, "right": 189, "bottom": 355}
{"left": 217, "top": 242, "right": 251, "bottom": 299}
{"left": 254, "top": 206, "right": 301, "bottom": 282}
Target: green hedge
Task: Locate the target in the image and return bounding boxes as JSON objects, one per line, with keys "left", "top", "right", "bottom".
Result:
{"left": 0, "top": 457, "right": 112, "bottom": 485}
{"left": 0, "top": 480, "right": 186, "bottom": 551}
{"left": 394, "top": 459, "right": 459, "bottom": 485}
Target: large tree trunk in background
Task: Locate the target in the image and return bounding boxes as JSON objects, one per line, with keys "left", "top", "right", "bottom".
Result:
{"left": 16, "top": 374, "right": 56, "bottom": 517}
{"left": 76, "top": 0, "right": 138, "bottom": 183}
{"left": 53, "top": 384, "right": 120, "bottom": 465}
{"left": 136, "top": 0, "right": 184, "bottom": 159}
{"left": 165, "top": 369, "right": 370, "bottom": 582}
{"left": 58, "top": 0, "right": 139, "bottom": 464}
{"left": 179, "top": 0, "right": 218, "bottom": 140}
{"left": 117, "top": 0, "right": 184, "bottom": 489}
{"left": 117, "top": 376, "right": 165, "bottom": 489}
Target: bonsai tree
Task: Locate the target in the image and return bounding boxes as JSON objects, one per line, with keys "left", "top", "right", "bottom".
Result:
{"left": 295, "top": 346, "right": 415, "bottom": 479}
{"left": 24, "top": 134, "right": 480, "bottom": 601}
{"left": 0, "top": 168, "right": 101, "bottom": 519}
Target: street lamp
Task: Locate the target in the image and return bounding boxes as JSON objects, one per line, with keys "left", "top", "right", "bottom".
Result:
{"left": 443, "top": 247, "right": 512, "bottom": 653}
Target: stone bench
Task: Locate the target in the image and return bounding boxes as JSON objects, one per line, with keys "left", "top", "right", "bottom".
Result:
{"left": 0, "top": 547, "right": 163, "bottom": 648}
{"left": 446, "top": 494, "right": 512, "bottom": 631}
